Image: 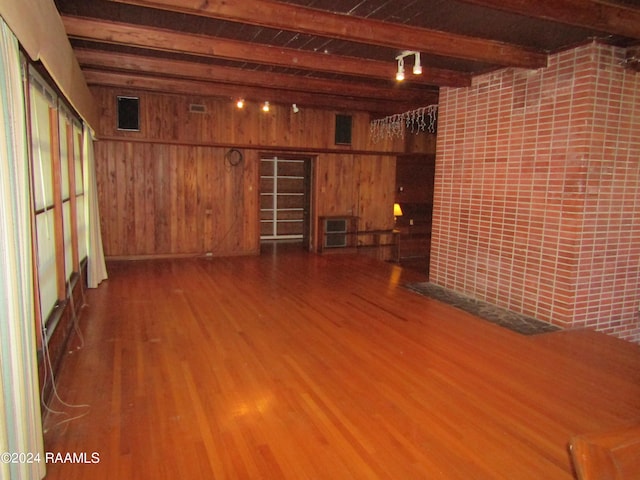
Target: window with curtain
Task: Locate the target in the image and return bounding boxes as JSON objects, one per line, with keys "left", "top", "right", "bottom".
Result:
{"left": 28, "top": 69, "right": 86, "bottom": 337}
{"left": 74, "top": 120, "right": 87, "bottom": 261}
{"left": 28, "top": 71, "right": 58, "bottom": 324}
{"left": 0, "top": 24, "right": 45, "bottom": 480}
{"left": 59, "top": 106, "right": 73, "bottom": 280}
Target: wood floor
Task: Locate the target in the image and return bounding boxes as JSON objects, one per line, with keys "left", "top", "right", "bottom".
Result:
{"left": 43, "top": 246, "right": 640, "bottom": 479}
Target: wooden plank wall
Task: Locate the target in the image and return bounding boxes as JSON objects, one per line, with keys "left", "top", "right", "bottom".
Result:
{"left": 356, "top": 154, "right": 396, "bottom": 231}
{"left": 94, "top": 142, "right": 259, "bottom": 257}
{"left": 91, "top": 87, "right": 402, "bottom": 258}
{"left": 313, "top": 153, "right": 396, "bottom": 256}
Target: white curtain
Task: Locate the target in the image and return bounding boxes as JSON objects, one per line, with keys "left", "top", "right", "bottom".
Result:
{"left": 0, "top": 19, "right": 46, "bottom": 480}
{"left": 83, "top": 125, "right": 107, "bottom": 288}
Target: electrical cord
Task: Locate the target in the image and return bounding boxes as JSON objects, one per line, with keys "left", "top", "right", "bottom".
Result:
{"left": 40, "top": 279, "right": 90, "bottom": 432}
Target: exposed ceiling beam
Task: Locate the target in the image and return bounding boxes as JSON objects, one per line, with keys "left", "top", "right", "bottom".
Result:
{"left": 457, "top": 0, "right": 640, "bottom": 40}
{"left": 62, "top": 16, "right": 470, "bottom": 87}
{"left": 74, "top": 49, "right": 443, "bottom": 103}
{"left": 82, "top": 69, "right": 427, "bottom": 114}
{"left": 105, "top": 0, "right": 547, "bottom": 69}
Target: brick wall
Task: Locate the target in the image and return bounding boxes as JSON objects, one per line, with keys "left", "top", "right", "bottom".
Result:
{"left": 431, "top": 42, "right": 640, "bottom": 343}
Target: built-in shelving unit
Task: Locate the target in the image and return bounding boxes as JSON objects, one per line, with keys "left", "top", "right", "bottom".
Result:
{"left": 260, "top": 157, "right": 307, "bottom": 240}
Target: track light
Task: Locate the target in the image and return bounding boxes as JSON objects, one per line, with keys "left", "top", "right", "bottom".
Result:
{"left": 395, "top": 51, "right": 422, "bottom": 80}
{"left": 413, "top": 52, "right": 422, "bottom": 75}
{"left": 262, "top": 101, "right": 270, "bottom": 112}
{"left": 395, "top": 56, "right": 405, "bottom": 81}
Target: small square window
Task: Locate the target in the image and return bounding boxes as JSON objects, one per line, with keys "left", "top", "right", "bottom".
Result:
{"left": 117, "top": 96, "right": 140, "bottom": 131}
{"left": 335, "top": 114, "right": 352, "bottom": 145}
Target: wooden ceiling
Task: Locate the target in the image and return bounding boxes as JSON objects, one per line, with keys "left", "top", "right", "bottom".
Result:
{"left": 54, "top": 0, "right": 640, "bottom": 115}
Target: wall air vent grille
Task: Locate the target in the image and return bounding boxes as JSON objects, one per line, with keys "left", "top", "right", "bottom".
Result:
{"left": 189, "top": 104, "right": 207, "bottom": 113}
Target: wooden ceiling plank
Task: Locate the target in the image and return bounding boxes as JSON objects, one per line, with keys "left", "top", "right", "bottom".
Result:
{"left": 62, "top": 16, "right": 470, "bottom": 87}
{"left": 73, "top": 48, "right": 446, "bottom": 101}
{"left": 457, "top": 0, "right": 640, "bottom": 40}
{"left": 105, "top": 0, "right": 547, "bottom": 68}
{"left": 82, "top": 69, "right": 434, "bottom": 113}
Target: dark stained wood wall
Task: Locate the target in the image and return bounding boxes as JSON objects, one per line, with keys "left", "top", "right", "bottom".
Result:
{"left": 355, "top": 154, "right": 396, "bottom": 231}
{"left": 315, "top": 153, "right": 396, "bottom": 227}
{"left": 91, "top": 87, "right": 402, "bottom": 258}
{"left": 95, "top": 141, "right": 259, "bottom": 257}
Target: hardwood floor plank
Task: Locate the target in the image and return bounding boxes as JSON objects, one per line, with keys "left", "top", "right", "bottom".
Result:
{"left": 42, "top": 249, "right": 640, "bottom": 479}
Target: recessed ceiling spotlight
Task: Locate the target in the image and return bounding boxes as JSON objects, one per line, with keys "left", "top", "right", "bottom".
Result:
{"left": 292, "top": 104, "right": 299, "bottom": 113}
{"left": 262, "top": 101, "right": 270, "bottom": 112}
{"left": 236, "top": 98, "right": 244, "bottom": 109}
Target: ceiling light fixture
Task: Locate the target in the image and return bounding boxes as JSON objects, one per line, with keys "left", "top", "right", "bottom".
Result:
{"left": 395, "top": 56, "right": 405, "bottom": 81}
{"left": 236, "top": 98, "right": 244, "bottom": 109}
{"left": 262, "top": 101, "right": 270, "bottom": 112}
{"left": 413, "top": 52, "right": 422, "bottom": 75}
{"left": 395, "top": 51, "right": 422, "bottom": 80}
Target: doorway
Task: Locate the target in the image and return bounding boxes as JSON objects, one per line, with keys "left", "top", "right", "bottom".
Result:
{"left": 259, "top": 155, "right": 312, "bottom": 249}
{"left": 395, "top": 153, "right": 435, "bottom": 275}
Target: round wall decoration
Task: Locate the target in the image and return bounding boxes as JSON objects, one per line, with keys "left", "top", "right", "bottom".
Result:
{"left": 225, "top": 148, "right": 243, "bottom": 166}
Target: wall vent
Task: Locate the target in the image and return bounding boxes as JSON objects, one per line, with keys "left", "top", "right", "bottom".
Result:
{"left": 189, "top": 104, "right": 207, "bottom": 113}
